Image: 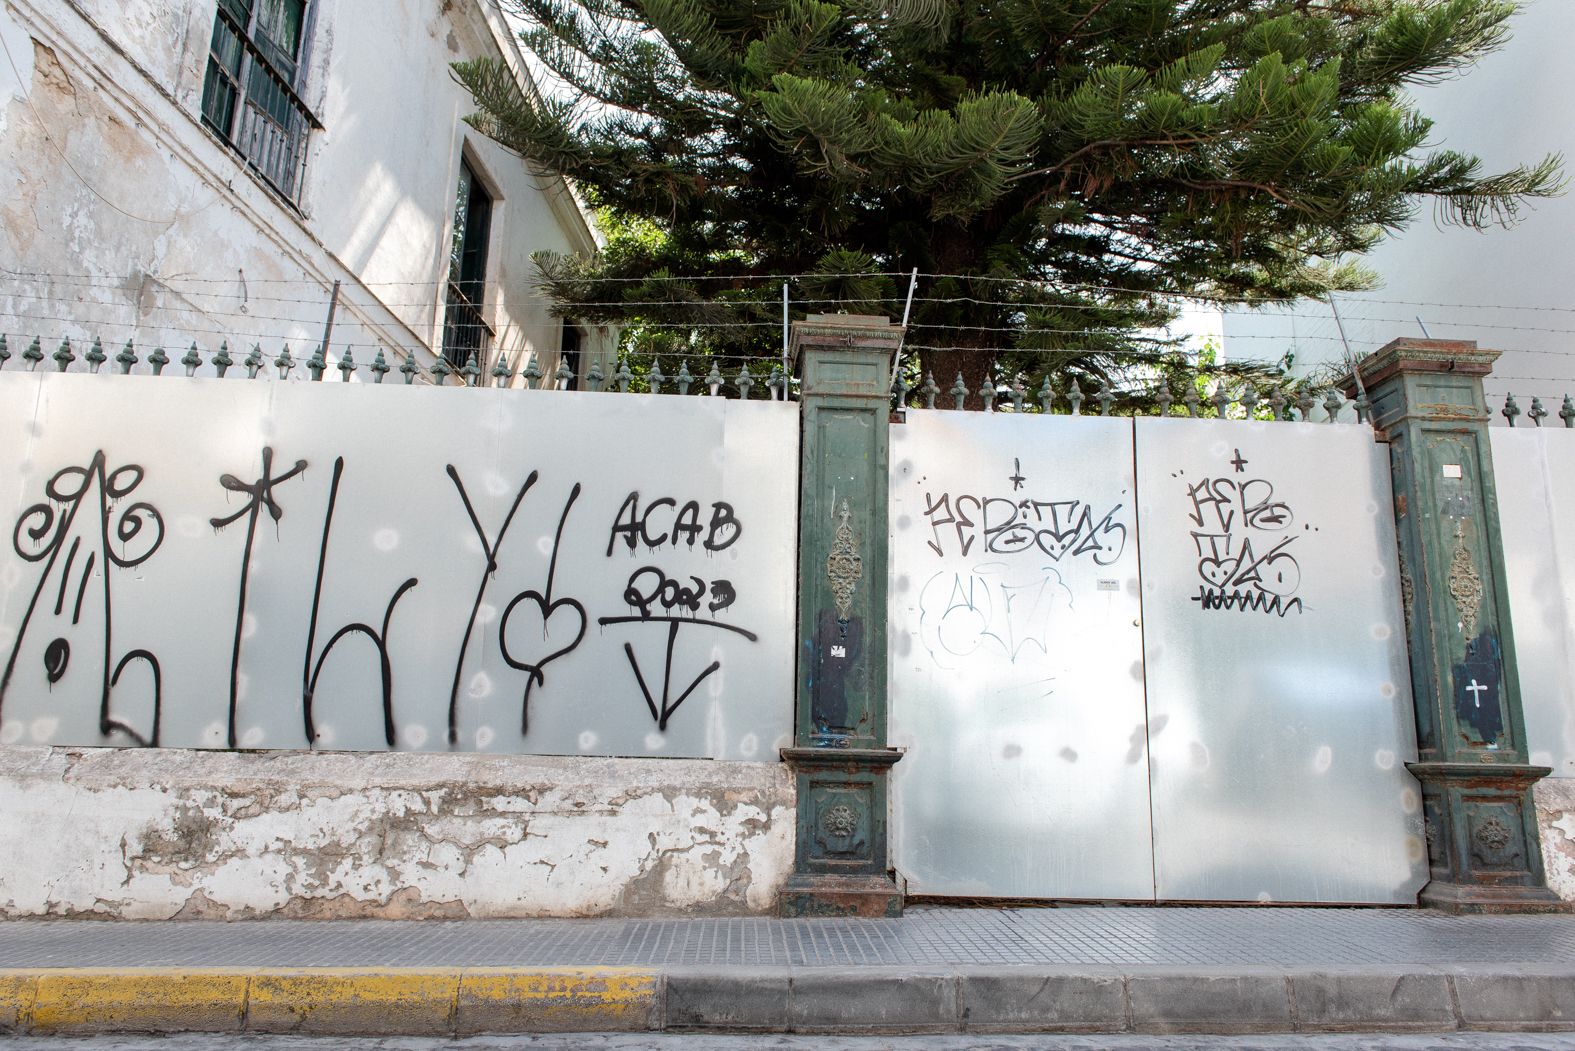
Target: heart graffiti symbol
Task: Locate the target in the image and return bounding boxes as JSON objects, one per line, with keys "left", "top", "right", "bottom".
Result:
{"left": 1197, "top": 556, "right": 1239, "bottom": 589}
{"left": 496, "top": 482, "right": 586, "bottom": 734}
{"left": 500, "top": 590, "right": 588, "bottom": 729}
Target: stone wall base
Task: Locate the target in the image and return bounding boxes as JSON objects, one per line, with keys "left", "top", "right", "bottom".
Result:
{"left": 1535, "top": 776, "right": 1575, "bottom": 902}
{"left": 0, "top": 747, "right": 793, "bottom": 919}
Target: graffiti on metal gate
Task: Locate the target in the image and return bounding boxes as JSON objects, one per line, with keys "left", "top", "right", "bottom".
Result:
{"left": 1179, "top": 447, "right": 1309, "bottom": 617}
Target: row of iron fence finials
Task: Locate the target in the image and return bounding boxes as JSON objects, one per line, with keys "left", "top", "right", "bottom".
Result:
{"left": 2, "top": 335, "right": 1573, "bottom": 426}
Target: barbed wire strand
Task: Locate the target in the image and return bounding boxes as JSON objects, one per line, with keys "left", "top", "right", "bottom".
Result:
{"left": 12, "top": 285, "right": 1575, "bottom": 347}
{"left": 6, "top": 267, "right": 1575, "bottom": 317}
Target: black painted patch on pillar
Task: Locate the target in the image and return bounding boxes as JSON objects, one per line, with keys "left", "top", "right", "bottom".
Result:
{"left": 812, "top": 610, "right": 862, "bottom": 736}
{"left": 1453, "top": 630, "right": 1504, "bottom": 745}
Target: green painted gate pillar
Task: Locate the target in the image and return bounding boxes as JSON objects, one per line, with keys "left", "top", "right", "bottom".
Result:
{"left": 780, "top": 314, "right": 905, "bottom": 917}
{"left": 1345, "top": 338, "right": 1566, "bottom": 914}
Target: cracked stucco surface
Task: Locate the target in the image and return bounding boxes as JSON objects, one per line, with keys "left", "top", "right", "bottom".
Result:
{"left": 1535, "top": 777, "right": 1575, "bottom": 902}
{"left": 0, "top": 746, "right": 793, "bottom": 919}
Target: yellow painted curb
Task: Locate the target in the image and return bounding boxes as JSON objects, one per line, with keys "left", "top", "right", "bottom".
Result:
{"left": 458, "top": 968, "right": 660, "bottom": 1034}
{"left": 0, "top": 967, "right": 662, "bottom": 1036}
{"left": 247, "top": 969, "right": 462, "bottom": 1035}
{"left": 0, "top": 973, "right": 37, "bottom": 1033}
{"left": 23, "top": 969, "right": 248, "bottom": 1034}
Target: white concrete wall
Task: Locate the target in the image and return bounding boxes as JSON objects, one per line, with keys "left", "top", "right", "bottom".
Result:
{"left": 0, "top": 747, "right": 794, "bottom": 918}
{"left": 0, "top": 0, "right": 606, "bottom": 381}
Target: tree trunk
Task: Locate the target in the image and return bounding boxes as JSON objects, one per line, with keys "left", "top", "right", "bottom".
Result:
{"left": 917, "top": 342, "right": 995, "bottom": 412}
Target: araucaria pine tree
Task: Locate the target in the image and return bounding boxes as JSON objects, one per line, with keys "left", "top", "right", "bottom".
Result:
{"left": 455, "top": 0, "right": 1559, "bottom": 400}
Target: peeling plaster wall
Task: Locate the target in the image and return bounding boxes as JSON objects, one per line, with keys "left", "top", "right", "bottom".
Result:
{"left": 0, "top": 747, "right": 794, "bottom": 919}
{"left": 1536, "top": 777, "right": 1575, "bottom": 903}
{"left": 0, "top": 0, "right": 606, "bottom": 377}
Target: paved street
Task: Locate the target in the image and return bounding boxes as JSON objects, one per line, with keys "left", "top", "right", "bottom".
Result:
{"left": 6, "top": 1034, "right": 1575, "bottom": 1050}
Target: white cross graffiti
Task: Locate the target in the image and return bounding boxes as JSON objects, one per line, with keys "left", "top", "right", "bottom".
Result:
{"left": 1466, "top": 679, "right": 1489, "bottom": 708}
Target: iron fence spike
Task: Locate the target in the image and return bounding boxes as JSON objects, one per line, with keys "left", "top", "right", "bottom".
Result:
{"left": 491, "top": 352, "right": 513, "bottom": 387}
{"left": 1295, "top": 389, "right": 1316, "bottom": 421}
{"left": 117, "top": 339, "right": 139, "bottom": 375}
{"left": 212, "top": 340, "right": 233, "bottom": 379}
{"left": 306, "top": 343, "right": 327, "bottom": 381}
{"left": 1323, "top": 388, "right": 1344, "bottom": 423}
{"left": 1210, "top": 383, "right": 1231, "bottom": 419}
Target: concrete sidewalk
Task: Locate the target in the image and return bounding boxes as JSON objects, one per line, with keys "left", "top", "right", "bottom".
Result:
{"left": 2, "top": 906, "right": 1574, "bottom": 1037}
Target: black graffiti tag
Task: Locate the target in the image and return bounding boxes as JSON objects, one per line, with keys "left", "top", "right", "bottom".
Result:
{"left": 498, "top": 484, "right": 589, "bottom": 735}
{"left": 1183, "top": 455, "right": 1304, "bottom": 617}
{"left": 1, "top": 451, "right": 164, "bottom": 745}
{"left": 922, "top": 491, "right": 1127, "bottom": 565}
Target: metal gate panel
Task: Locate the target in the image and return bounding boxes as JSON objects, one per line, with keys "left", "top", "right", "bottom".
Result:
{"left": 1135, "top": 417, "right": 1426, "bottom": 903}
{"left": 1490, "top": 426, "right": 1575, "bottom": 775}
{"left": 889, "top": 412, "right": 1154, "bottom": 900}
{"left": 0, "top": 373, "right": 796, "bottom": 760}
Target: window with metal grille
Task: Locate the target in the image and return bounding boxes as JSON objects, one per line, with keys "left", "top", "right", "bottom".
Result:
{"left": 200, "top": 0, "right": 320, "bottom": 201}
{"left": 442, "top": 160, "right": 496, "bottom": 370}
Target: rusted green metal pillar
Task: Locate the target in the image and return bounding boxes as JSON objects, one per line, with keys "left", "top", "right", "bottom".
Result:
{"left": 780, "top": 314, "right": 905, "bottom": 917}
{"left": 1346, "top": 338, "right": 1566, "bottom": 913}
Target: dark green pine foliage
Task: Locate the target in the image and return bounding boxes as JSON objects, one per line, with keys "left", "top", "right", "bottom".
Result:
{"left": 455, "top": 0, "right": 1559, "bottom": 401}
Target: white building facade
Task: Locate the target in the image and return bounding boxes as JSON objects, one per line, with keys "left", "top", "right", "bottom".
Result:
{"left": 0, "top": 0, "right": 610, "bottom": 381}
